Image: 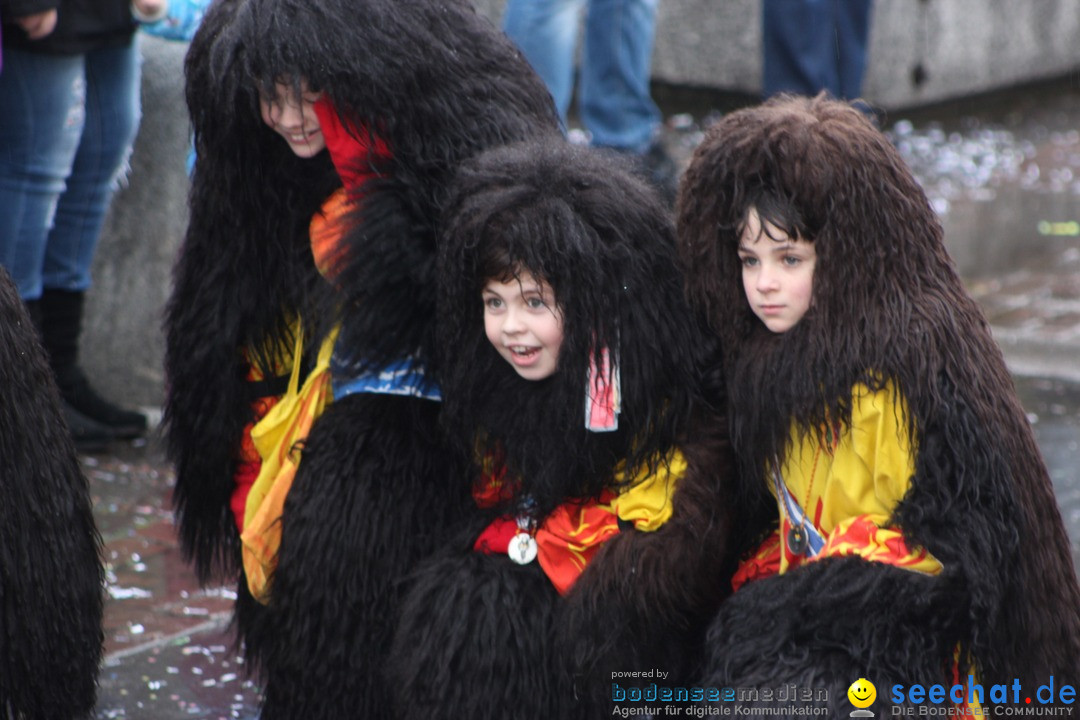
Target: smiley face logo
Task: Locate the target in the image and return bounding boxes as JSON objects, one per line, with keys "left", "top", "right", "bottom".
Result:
{"left": 847, "top": 678, "right": 877, "bottom": 709}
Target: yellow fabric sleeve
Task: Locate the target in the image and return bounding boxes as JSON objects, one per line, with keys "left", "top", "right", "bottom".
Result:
{"left": 609, "top": 449, "right": 685, "bottom": 532}
{"left": 777, "top": 381, "right": 941, "bottom": 575}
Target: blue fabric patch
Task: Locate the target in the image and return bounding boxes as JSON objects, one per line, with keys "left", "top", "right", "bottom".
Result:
{"left": 139, "top": 0, "right": 211, "bottom": 41}
{"left": 331, "top": 354, "right": 441, "bottom": 402}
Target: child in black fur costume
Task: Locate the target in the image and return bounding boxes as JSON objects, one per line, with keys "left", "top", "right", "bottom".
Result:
{"left": 677, "top": 94, "right": 1080, "bottom": 715}
{"left": 388, "top": 140, "right": 736, "bottom": 718}
{"left": 0, "top": 266, "right": 103, "bottom": 719}
{"left": 165, "top": 0, "right": 559, "bottom": 716}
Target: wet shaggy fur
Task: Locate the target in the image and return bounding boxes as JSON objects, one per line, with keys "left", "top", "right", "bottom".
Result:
{"left": 0, "top": 267, "right": 103, "bottom": 719}
{"left": 256, "top": 396, "right": 473, "bottom": 718}
{"left": 389, "top": 419, "right": 734, "bottom": 720}
{"left": 390, "top": 549, "right": 567, "bottom": 720}
{"left": 167, "top": 0, "right": 340, "bottom": 584}
{"left": 168, "top": 0, "right": 556, "bottom": 584}
{"left": 677, "top": 94, "right": 1080, "bottom": 711}
{"left": 699, "top": 559, "right": 962, "bottom": 714}
{"left": 557, "top": 406, "right": 736, "bottom": 716}
{"left": 166, "top": 0, "right": 559, "bottom": 715}
{"left": 385, "top": 141, "right": 736, "bottom": 717}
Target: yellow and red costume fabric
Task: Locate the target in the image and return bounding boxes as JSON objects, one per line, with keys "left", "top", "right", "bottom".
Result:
{"left": 472, "top": 448, "right": 684, "bottom": 595}
{"left": 732, "top": 382, "right": 942, "bottom": 589}
{"left": 731, "top": 382, "right": 981, "bottom": 715}
{"left": 240, "top": 325, "right": 339, "bottom": 602}
{"left": 312, "top": 99, "right": 391, "bottom": 193}
{"left": 308, "top": 100, "right": 391, "bottom": 279}
{"left": 230, "top": 100, "right": 391, "bottom": 534}
{"left": 231, "top": 346, "right": 290, "bottom": 532}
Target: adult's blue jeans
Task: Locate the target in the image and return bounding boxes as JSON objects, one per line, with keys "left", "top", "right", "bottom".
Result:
{"left": 762, "top": 0, "right": 873, "bottom": 100}
{"left": 503, "top": 0, "right": 661, "bottom": 154}
{"left": 0, "top": 40, "right": 141, "bottom": 301}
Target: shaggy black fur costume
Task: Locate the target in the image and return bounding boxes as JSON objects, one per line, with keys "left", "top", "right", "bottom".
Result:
{"left": 677, "top": 95, "right": 1080, "bottom": 715}
{"left": 388, "top": 141, "right": 736, "bottom": 719}
{"left": 0, "top": 267, "right": 103, "bottom": 719}
{"left": 167, "top": 0, "right": 559, "bottom": 716}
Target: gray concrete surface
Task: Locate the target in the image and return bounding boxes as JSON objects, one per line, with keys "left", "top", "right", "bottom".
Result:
{"left": 86, "top": 35, "right": 190, "bottom": 409}
{"left": 862, "top": 0, "right": 1080, "bottom": 108}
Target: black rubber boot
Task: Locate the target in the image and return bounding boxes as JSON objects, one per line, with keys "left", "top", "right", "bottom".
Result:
{"left": 25, "top": 297, "right": 117, "bottom": 452}
{"left": 38, "top": 289, "right": 147, "bottom": 439}
{"left": 639, "top": 139, "right": 679, "bottom": 205}
{"left": 23, "top": 298, "right": 42, "bottom": 332}
{"left": 599, "top": 140, "right": 678, "bottom": 207}
{"left": 59, "top": 402, "right": 117, "bottom": 453}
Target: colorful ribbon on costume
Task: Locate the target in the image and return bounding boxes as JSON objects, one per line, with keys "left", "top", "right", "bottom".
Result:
{"left": 472, "top": 448, "right": 684, "bottom": 594}
{"left": 331, "top": 353, "right": 441, "bottom": 401}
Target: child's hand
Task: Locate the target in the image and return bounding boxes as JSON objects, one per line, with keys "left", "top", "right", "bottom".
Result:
{"left": 15, "top": 9, "right": 58, "bottom": 40}
{"left": 131, "top": 0, "right": 168, "bottom": 23}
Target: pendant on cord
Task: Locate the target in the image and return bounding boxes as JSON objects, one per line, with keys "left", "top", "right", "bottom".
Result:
{"left": 509, "top": 495, "right": 538, "bottom": 564}
{"left": 508, "top": 532, "right": 538, "bottom": 564}
{"left": 787, "top": 524, "right": 808, "bottom": 556}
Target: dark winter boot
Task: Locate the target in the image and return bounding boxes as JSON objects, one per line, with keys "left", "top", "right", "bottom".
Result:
{"left": 25, "top": 297, "right": 117, "bottom": 452}
{"left": 23, "top": 297, "right": 42, "bottom": 331}
{"left": 38, "top": 289, "right": 148, "bottom": 439}
{"left": 58, "top": 402, "right": 117, "bottom": 453}
{"left": 600, "top": 140, "right": 678, "bottom": 207}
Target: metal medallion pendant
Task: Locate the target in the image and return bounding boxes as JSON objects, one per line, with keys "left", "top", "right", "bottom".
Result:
{"left": 508, "top": 532, "right": 538, "bottom": 565}
{"left": 787, "top": 524, "right": 808, "bottom": 556}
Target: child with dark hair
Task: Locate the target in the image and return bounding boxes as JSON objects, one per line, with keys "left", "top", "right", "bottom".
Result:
{"left": 389, "top": 140, "right": 735, "bottom": 719}
{"left": 166, "top": 0, "right": 560, "bottom": 716}
{"left": 677, "top": 94, "right": 1080, "bottom": 712}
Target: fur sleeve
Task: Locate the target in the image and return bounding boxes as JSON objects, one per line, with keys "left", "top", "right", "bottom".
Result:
{"left": 558, "top": 408, "right": 737, "bottom": 711}
{"left": 0, "top": 268, "right": 103, "bottom": 717}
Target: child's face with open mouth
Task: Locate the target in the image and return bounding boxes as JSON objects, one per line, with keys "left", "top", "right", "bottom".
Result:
{"left": 482, "top": 270, "right": 564, "bottom": 380}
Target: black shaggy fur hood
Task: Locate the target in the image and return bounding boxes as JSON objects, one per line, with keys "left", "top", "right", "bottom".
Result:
{"left": 677, "top": 94, "right": 1080, "bottom": 696}
{"left": 384, "top": 140, "right": 738, "bottom": 718}
{"left": 438, "top": 140, "right": 702, "bottom": 516}
{"left": 166, "top": 0, "right": 560, "bottom": 582}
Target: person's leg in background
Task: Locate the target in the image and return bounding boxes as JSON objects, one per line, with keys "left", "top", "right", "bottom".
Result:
{"left": 762, "top": 0, "right": 872, "bottom": 100}
{"left": 39, "top": 37, "right": 148, "bottom": 441}
{"left": 834, "top": 0, "right": 872, "bottom": 101}
{"left": 504, "top": 0, "right": 675, "bottom": 201}
{"left": 0, "top": 47, "right": 119, "bottom": 449}
{"left": 502, "top": 0, "right": 583, "bottom": 126}
{"left": 0, "top": 48, "right": 85, "bottom": 300}
{"left": 762, "top": 0, "right": 834, "bottom": 97}
{"left": 579, "top": 0, "right": 675, "bottom": 201}
{"left": 579, "top": 0, "right": 659, "bottom": 153}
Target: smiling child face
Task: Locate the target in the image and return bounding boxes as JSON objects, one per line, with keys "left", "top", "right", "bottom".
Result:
{"left": 482, "top": 270, "right": 564, "bottom": 381}
{"left": 259, "top": 79, "right": 327, "bottom": 158}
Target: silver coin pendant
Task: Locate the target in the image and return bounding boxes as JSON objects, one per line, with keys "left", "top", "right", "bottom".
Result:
{"left": 508, "top": 532, "right": 538, "bottom": 565}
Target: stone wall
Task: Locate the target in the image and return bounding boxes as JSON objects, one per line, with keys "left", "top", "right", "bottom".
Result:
{"left": 84, "top": 35, "right": 189, "bottom": 411}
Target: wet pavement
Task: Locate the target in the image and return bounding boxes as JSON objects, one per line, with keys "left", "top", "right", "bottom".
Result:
{"left": 90, "top": 437, "right": 262, "bottom": 719}
{"left": 90, "top": 78, "right": 1080, "bottom": 718}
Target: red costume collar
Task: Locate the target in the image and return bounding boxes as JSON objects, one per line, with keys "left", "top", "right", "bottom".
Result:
{"left": 313, "top": 98, "right": 392, "bottom": 190}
